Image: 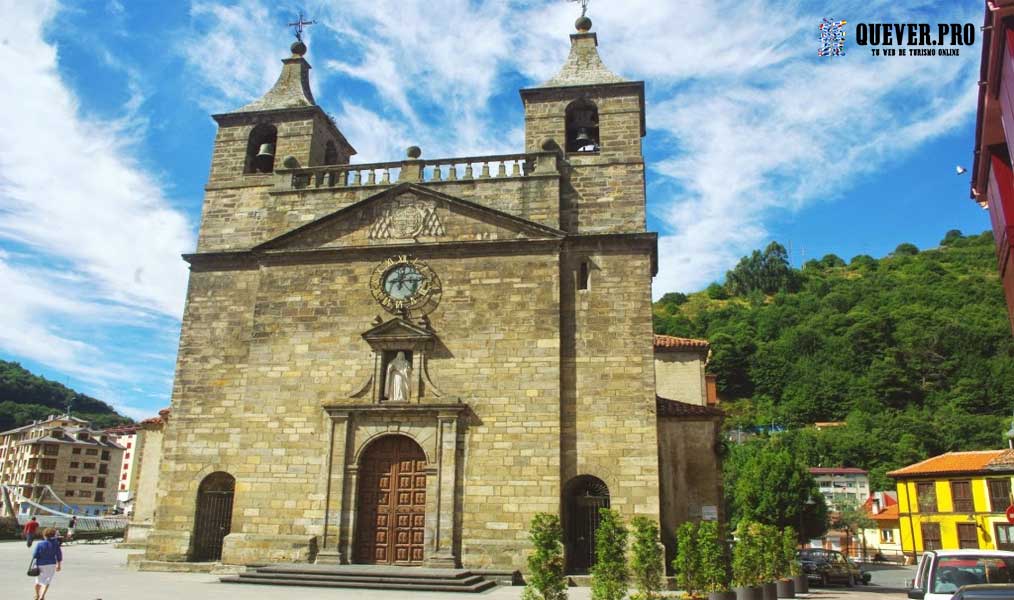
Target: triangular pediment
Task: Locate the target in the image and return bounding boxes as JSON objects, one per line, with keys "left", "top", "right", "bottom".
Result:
{"left": 255, "top": 183, "right": 564, "bottom": 252}
{"left": 362, "top": 317, "right": 435, "bottom": 352}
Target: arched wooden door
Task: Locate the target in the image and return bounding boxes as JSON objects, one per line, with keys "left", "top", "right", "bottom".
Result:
{"left": 564, "top": 475, "right": 610, "bottom": 574}
{"left": 355, "top": 435, "right": 427, "bottom": 564}
{"left": 192, "top": 472, "right": 235, "bottom": 562}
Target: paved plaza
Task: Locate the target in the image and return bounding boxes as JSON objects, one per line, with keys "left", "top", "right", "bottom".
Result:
{"left": 1, "top": 540, "right": 913, "bottom": 600}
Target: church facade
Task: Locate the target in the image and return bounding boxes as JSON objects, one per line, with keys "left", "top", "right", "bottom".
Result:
{"left": 143, "top": 20, "right": 722, "bottom": 571}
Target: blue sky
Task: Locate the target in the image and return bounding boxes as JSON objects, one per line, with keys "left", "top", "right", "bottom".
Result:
{"left": 0, "top": 0, "right": 990, "bottom": 419}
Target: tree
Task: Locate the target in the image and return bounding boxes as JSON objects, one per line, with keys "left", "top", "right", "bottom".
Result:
{"left": 894, "top": 242, "right": 919, "bottom": 256}
{"left": 591, "top": 509, "right": 629, "bottom": 600}
{"left": 630, "top": 517, "right": 664, "bottom": 600}
{"left": 941, "top": 229, "right": 963, "bottom": 245}
{"left": 731, "top": 446, "right": 828, "bottom": 540}
{"left": 834, "top": 500, "right": 875, "bottom": 561}
{"left": 707, "top": 282, "right": 729, "bottom": 300}
{"left": 697, "top": 521, "right": 730, "bottom": 593}
{"left": 672, "top": 521, "right": 701, "bottom": 596}
{"left": 523, "top": 513, "right": 568, "bottom": 600}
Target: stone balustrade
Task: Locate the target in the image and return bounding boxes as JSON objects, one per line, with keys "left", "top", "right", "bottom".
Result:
{"left": 281, "top": 152, "right": 553, "bottom": 192}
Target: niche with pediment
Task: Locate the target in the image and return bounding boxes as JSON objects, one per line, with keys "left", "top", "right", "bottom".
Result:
{"left": 353, "top": 317, "right": 444, "bottom": 404}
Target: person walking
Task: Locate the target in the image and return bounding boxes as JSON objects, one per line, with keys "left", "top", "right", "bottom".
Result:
{"left": 66, "top": 516, "right": 76, "bottom": 541}
{"left": 31, "top": 527, "right": 62, "bottom": 600}
{"left": 23, "top": 516, "right": 39, "bottom": 547}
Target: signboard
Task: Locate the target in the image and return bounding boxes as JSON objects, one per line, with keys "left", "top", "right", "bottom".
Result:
{"left": 1006, "top": 504, "right": 1014, "bottom": 524}
{"left": 702, "top": 505, "right": 719, "bottom": 521}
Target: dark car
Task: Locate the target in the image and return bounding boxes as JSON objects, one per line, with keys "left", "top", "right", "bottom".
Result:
{"left": 797, "top": 548, "right": 869, "bottom": 587}
{"left": 951, "top": 584, "right": 1014, "bottom": 600}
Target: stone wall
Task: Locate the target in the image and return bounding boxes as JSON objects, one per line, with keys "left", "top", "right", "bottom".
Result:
{"left": 654, "top": 351, "right": 707, "bottom": 407}
{"left": 124, "top": 425, "right": 165, "bottom": 547}
{"left": 657, "top": 417, "right": 723, "bottom": 569}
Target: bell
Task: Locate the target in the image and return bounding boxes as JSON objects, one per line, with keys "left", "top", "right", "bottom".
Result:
{"left": 574, "top": 128, "right": 596, "bottom": 150}
{"left": 256, "top": 143, "right": 275, "bottom": 159}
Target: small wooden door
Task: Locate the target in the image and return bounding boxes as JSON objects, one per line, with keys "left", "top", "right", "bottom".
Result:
{"left": 192, "top": 472, "right": 235, "bottom": 562}
{"left": 355, "top": 435, "right": 427, "bottom": 564}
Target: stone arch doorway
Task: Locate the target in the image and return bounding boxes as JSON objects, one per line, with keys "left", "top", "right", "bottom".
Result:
{"left": 564, "top": 475, "right": 610, "bottom": 574}
{"left": 355, "top": 434, "right": 428, "bottom": 564}
{"left": 191, "top": 471, "right": 235, "bottom": 562}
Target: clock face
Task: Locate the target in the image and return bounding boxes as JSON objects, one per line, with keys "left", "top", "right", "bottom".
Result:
{"left": 370, "top": 255, "right": 442, "bottom": 316}
{"left": 383, "top": 264, "right": 425, "bottom": 300}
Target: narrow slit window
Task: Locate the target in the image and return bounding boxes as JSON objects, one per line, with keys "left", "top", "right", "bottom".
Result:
{"left": 578, "top": 261, "right": 590, "bottom": 291}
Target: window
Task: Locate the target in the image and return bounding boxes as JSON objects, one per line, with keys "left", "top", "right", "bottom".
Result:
{"left": 916, "top": 482, "right": 938, "bottom": 513}
{"left": 996, "top": 524, "right": 1014, "bottom": 551}
{"left": 126, "top": 442, "right": 132, "bottom": 449}
{"left": 85, "top": 449, "right": 97, "bottom": 456}
{"left": 65, "top": 490, "right": 74, "bottom": 497}
{"left": 952, "top": 480, "right": 974, "bottom": 512}
{"left": 122, "top": 463, "right": 128, "bottom": 470}
{"left": 38, "top": 473, "right": 53, "bottom": 484}
{"left": 120, "top": 484, "right": 126, "bottom": 491}
{"left": 81, "top": 476, "right": 94, "bottom": 484}
{"left": 881, "top": 529, "right": 895, "bottom": 543}
{"left": 40, "top": 459, "right": 56, "bottom": 470}
{"left": 43, "top": 444, "right": 58, "bottom": 456}
{"left": 125, "top": 452, "right": 130, "bottom": 459}
{"left": 957, "top": 523, "right": 980, "bottom": 549}
{"left": 323, "top": 140, "right": 339, "bottom": 165}
{"left": 245, "top": 123, "right": 277, "bottom": 174}
{"left": 95, "top": 491, "right": 104, "bottom": 502}
{"left": 83, "top": 463, "right": 95, "bottom": 469}
{"left": 989, "top": 479, "right": 1011, "bottom": 512}
{"left": 921, "top": 522, "right": 942, "bottom": 551}
{"left": 101, "top": 450, "right": 110, "bottom": 461}
{"left": 70, "top": 462, "right": 79, "bottom": 468}
{"left": 72, "top": 448, "right": 81, "bottom": 455}
{"left": 96, "top": 478, "right": 105, "bottom": 488}
{"left": 79, "top": 490, "right": 92, "bottom": 498}
{"left": 67, "top": 476, "right": 77, "bottom": 483}
{"left": 122, "top": 473, "right": 128, "bottom": 480}
{"left": 564, "top": 98, "right": 599, "bottom": 153}
{"left": 578, "top": 261, "right": 589, "bottom": 291}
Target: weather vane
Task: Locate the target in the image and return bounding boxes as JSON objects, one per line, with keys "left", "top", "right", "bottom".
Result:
{"left": 568, "top": 0, "right": 590, "bottom": 17}
{"left": 288, "top": 10, "right": 316, "bottom": 42}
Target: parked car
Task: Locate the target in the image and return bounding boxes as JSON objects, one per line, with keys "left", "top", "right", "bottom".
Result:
{"left": 796, "top": 548, "right": 869, "bottom": 586}
{"left": 951, "top": 584, "right": 1014, "bottom": 600}
{"left": 907, "top": 550, "right": 1014, "bottom": 600}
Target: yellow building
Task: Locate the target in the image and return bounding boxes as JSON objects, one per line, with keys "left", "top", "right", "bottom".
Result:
{"left": 889, "top": 450, "right": 1014, "bottom": 559}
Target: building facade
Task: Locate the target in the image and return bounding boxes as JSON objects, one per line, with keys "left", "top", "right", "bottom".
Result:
{"left": 143, "top": 19, "right": 721, "bottom": 570}
{"left": 890, "top": 450, "right": 1014, "bottom": 557}
{"left": 862, "top": 491, "right": 902, "bottom": 561}
{"left": 122, "top": 410, "right": 170, "bottom": 548}
{"left": 0, "top": 415, "right": 125, "bottom": 516}
{"left": 810, "top": 467, "right": 870, "bottom": 512}
{"left": 971, "top": 1, "right": 1014, "bottom": 331}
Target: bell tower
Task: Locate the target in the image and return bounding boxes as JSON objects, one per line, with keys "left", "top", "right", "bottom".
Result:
{"left": 197, "top": 38, "right": 356, "bottom": 252}
{"left": 520, "top": 15, "right": 646, "bottom": 234}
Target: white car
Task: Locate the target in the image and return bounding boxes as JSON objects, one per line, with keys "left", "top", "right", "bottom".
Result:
{"left": 908, "top": 549, "right": 1014, "bottom": 600}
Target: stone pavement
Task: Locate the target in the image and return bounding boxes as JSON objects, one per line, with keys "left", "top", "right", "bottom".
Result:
{"left": 0, "top": 541, "right": 909, "bottom": 600}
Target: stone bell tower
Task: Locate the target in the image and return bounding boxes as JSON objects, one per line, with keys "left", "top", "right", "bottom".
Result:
{"left": 199, "top": 39, "right": 356, "bottom": 252}
{"left": 520, "top": 14, "right": 646, "bottom": 234}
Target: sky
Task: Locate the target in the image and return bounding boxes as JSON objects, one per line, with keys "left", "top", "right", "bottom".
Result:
{"left": 0, "top": 0, "right": 992, "bottom": 419}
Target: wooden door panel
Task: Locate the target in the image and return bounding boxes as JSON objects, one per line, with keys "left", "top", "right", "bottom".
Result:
{"left": 355, "top": 436, "right": 427, "bottom": 564}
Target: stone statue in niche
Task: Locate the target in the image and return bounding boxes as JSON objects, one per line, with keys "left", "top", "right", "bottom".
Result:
{"left": 385, "top": 351, "right": 412, "bottom": 402}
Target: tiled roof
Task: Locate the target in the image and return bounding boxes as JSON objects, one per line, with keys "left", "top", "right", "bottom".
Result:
{"left": 888, "top": 450, "right": 1013, "bottom": 478}
{"left": 656, "top": 396, "right": 724, "bottom": 419}
{"left": 809, "top": 467, "right": 868, "bottom": 475}
{"left": 868, "top": 504, "right": 899, "bottom": 521}
{"left": 987, "top": 448, "right": 1014, "bottom": 469}
{"left": 653, "top": 334, "right": 710, "bottom": 353}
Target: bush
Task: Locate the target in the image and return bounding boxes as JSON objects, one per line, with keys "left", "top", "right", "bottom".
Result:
{"left": 523, "top": 513, "right": 568, "bottom": 600}
{"left": 630, "top": 516, "right": 665, "bottom": 600}
{"left": 591, "top": 509, "right": 629, "bottom": 600}
{"left": 894, "top": 243, "right": 919, "bottom": 256}
{"left": 697, "top": 521, "right": 730, "bottom": 593}
{"left": 732, "top": 521, "right": 765, "bottom": 588}
{"left": 758, "top": 524, "right": 781, "bottom": 582}
{"left": 780, "top": 527, "right": 800, "bottom": 577}
{"left": 673, "top": 521, "right": 701, "bottom": 596}
{"left": 706, "top": 282, "right": 729, "bottom": 300}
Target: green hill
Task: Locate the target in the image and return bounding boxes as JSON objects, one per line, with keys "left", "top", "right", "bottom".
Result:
{"left": 0, "top": 360, "right": 132, "bottom": 431}
{"left": 653, "top": 230, "right": 1014, "bottom": 489}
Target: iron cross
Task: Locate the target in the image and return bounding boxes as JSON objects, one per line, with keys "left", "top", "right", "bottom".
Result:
{"left": 288, "top": 11, "right": 316, "bottom": 42}
{"left": 568, "top": 0, "right": 590, "bottom": 17}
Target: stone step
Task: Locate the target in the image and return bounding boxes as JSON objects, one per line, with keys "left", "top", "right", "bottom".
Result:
{"left": 231, "top": 571, "right": 489, "bottom": 586}
{"left": 257, "top": 564, "right": 477, "bottom": 580}
{"left": 220, "top": 574, "right": 497, "bottom": 593}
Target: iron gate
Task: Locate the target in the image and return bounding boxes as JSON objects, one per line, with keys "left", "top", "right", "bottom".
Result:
{"left": 564, "top": 475, "right": 610, "bottom": 574}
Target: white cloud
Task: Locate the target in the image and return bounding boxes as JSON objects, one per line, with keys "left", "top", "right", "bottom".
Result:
{"left": 0, "top": 1, "right": 194, "bottom": 395}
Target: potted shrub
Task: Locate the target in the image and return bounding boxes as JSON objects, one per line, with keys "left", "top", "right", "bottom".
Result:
{"left": 522, "top": 512, "right": 568, "bottom": 600}
{"left": 698, "top": 521, "right": 735, "bottom": 600}
{"left": 732, "top": 521, "right": 763, "bottom": 600}
{"left": 630, "top": 516, "right": 665, "bottom": 600}
{"left": 774, "top": 527, "right": 796, "bottom": 599}
{"left": 758, "top": 524, "right": 779, "bottom": 600}
{"left": 590, "top": 508, "right": 629, "bottom": 600}
{"left": 673, "top": 521, "right": 703, "bottom": 598}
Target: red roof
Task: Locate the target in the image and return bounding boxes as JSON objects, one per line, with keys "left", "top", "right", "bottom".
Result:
{"left": 869, "top": 504, "right": 899, "bottom": 521}
{"left": 656, "top": 396, "right": 724, "bottom": 418}
{"left": 653, "top": 334, "right": 710, "bottom": 353}
{"left": 888, "top": 450, "right": 1014, "bottom": 478}
{"left": 809, "top": 467, "right": 868, "bottom": 475}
